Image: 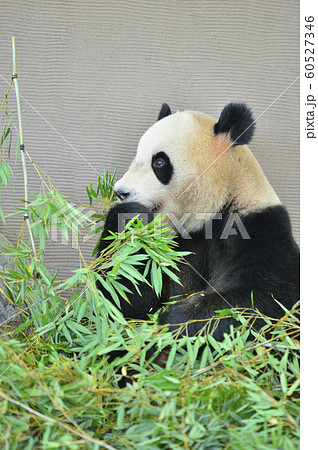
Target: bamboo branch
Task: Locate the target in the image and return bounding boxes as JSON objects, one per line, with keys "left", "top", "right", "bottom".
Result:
{"left": 0, "top": 390, "right": 117, "bottom": 450}
{"left": 0, "top": 77, "right": 13, "bottom": 114}
{"left": 11, "top": 37, "right": 37, "bottom": 258}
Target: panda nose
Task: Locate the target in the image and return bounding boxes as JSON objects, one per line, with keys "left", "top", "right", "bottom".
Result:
{"left": 115, "top": 190, "right": 130, "bottom": 201}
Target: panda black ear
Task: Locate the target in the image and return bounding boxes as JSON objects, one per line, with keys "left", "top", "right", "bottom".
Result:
{"left": 214, "top": 103, "right": 255, "bottom": 146}
{"left": 158, "top": 103, "right": 172, "bottom": 121}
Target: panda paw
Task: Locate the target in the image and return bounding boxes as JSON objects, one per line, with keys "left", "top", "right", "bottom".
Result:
{"left": 104, "top": 202, "right": 154, "bottom": 234}
{"left": 158, "top": 293, "right": 235, "bottom": 339}
{"left": 159, "top": 296, "right": 210, "bottom": 336}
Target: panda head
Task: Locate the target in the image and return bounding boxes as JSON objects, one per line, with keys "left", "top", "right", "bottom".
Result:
{"left": 114, "top": 103, "right": 280, "bottom": 232}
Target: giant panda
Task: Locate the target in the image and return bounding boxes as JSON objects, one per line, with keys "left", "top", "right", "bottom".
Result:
{"left": 97, "top": 102, "right": 300, "bottom": 340}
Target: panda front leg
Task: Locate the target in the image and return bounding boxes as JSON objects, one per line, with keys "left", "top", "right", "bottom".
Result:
{"left": 158, "top": 289, "right": 267, "bottom": 340}
{"left": 97, "top": 202, "right": 163, "bottom": 320}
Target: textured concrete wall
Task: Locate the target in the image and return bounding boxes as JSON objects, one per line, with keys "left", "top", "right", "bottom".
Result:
{"left": 0, "top": 1, "right": 299, "bottom": 281}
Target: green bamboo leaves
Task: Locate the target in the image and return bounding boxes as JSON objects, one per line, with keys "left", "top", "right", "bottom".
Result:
{"left": 0, "top": 39, "right": 300, "bottom": 449}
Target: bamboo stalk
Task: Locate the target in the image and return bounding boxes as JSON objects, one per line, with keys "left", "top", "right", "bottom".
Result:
{"left": 11, "top": 37, "right": 37, "bottom": 258}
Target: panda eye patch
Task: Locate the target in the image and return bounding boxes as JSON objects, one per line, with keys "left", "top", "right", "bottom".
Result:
{"left": 151, "top": 151, "right": 173, "bottom": 185}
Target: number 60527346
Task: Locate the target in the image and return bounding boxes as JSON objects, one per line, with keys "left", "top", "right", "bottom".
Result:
{"left": 305, "top": 16, "right": 315, "bottom": 79}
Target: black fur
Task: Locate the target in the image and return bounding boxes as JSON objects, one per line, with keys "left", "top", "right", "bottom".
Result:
{"left": 214, "top": 103, "right": 255, "bottom": 146}
{"left": 99, "top": 202, "right": 154, "bottom": 236}
{"left": 97, "top": 202, "right": 299, "bottom": 338}
{"left": 151, "top": 151, "right": 174, "bottom": 185}
{"left": 158, "top": 103, "right": 172, "bottom": 121}
{"left": 97, "top": 202, "right": 163, "bottom": 320}
{"left": 159, "top": 205, "right": 299, "bottom": 337}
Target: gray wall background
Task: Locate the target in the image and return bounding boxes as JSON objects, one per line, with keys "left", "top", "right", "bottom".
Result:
{"left": 0, "top": 1, "right": 299, "bottom": 281}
